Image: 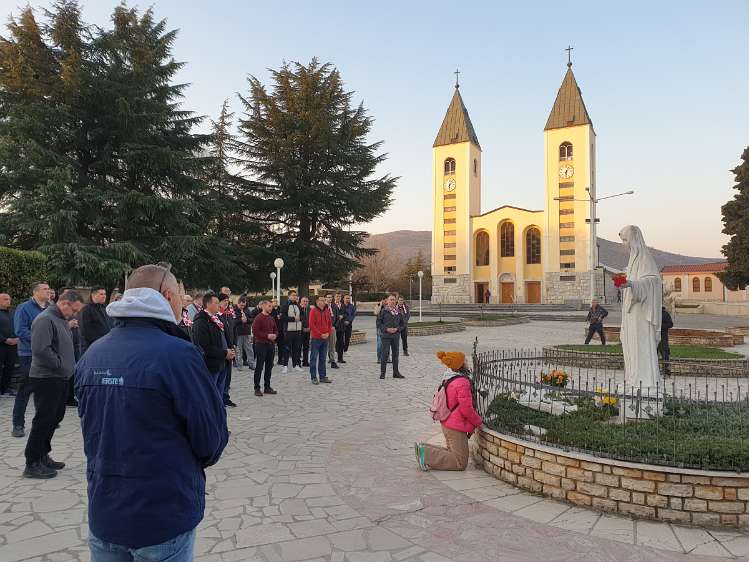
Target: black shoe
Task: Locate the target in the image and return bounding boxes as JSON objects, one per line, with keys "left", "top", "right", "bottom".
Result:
{"left": 264, "top": 387, "right": 277, "bottom": 395}
{"left": 380, "top": 374, "right": 385, "bottom": 379}
{"left": 403, "top": 350, "right": 409, "bottom": 356}
{"left": 254, "top": 388, "right": 263, "bottom": 397}
{"left": 311, "top": 378, "right": 319, "bottom": 385}
{"left": 393, "top": 373, "right": 405, "bottom": 379}
{"left": 66, "top": 399, "right": 78, "bottom": 407}
{"left": 339, "top": 359, "right": 346, "bottom": 364}
{"left": 23, "top": 462, "right": 57, "bottom": 479}
{"left": 320, "top": 378, "right": 332, "bottom": 384}
{"left": 330, "top": 363, "right": 339, "bottom": 369}
{"left": 303, "top": 363, "right": 309, "bottom": 367}
{"left": 43, "top": 455, "right": 65, "bottom": 470}
{"left": 225, "top": 400, "right": 237, "bottom": 408}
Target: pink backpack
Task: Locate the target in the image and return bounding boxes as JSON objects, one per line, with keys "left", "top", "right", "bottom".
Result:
{"left": 430, "top": 375, "right": 465, "bottom": 422}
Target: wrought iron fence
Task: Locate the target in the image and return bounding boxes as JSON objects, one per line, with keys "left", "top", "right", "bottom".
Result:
{"left": 471, "top": 344, "right": 749, "bottom": 471}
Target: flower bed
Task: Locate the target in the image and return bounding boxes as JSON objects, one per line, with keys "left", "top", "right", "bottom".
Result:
{"left": 602, "top": 326, "right": 742, "bottom": 347}
{"left": 463, "top": 316, "right": 530, "bottom": 327}
{"left": 407, "top": 320, "right": 466, "bottom": 336}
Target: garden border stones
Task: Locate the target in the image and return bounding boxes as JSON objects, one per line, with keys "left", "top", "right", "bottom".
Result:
{"left": 407, "top": 321, "right": 466, "bottom": 336}
{"left": 463, "top": 317, "right": 530, "bottom": 328}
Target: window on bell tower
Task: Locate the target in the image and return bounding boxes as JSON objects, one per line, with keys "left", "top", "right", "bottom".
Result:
{"left": 559, "top": 142, "right": 573, "bottom": 161}
{"left": 444, "top": 158, "right": 456, "bottom": 175}
{"left": 473, "top": 159, "right": 478, "bottom": 176}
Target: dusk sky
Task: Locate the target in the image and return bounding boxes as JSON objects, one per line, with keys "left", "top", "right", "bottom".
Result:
{"left": 7, "top": 0, "right": 748, "bottom": 257}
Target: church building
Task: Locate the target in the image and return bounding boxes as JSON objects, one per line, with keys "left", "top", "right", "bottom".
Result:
{"left": 431, "top": 59, "right": 604, "bottom": 304}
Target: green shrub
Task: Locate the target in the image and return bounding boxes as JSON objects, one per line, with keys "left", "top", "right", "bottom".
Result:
{"left": 0, "top": 247, "right": 48, "bottom": 301}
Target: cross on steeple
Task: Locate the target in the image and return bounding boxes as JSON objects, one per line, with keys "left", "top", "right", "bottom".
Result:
{"left": 454, "top": 68, "right": 460, "bottom": 88}
{"left": 565, "top": 45, "right": 574, "bottom": 68}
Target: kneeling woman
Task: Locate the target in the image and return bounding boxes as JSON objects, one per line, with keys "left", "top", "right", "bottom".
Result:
{"left": 415, "top": 351, "right": 483, "bottom": 471}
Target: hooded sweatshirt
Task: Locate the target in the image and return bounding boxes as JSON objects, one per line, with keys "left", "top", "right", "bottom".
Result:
{"left": 76, "top": 287, "right": 228, "bottom": 549}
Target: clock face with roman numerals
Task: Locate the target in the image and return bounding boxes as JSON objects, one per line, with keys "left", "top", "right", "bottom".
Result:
{"left": 445, "top": 178, "right": 456, "bottom": 192}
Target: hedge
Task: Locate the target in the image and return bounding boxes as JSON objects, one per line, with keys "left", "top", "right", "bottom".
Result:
{"left": 0, "top": 247, "right": 48, "bottom": 301}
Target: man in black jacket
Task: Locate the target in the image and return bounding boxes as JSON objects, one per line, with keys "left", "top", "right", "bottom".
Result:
{"left": 326, "top": 294, "right": 340, "bottom": 369}
{"left": 218, "top": 294, "right": 237, "bottom": 407}
{"left": 376, "top": 294, "right": 406, "bottom": 380}
{"left": 0, "top": 293, "right": 17, "bottom": 395}
{"left": 80, "top": 287, "right": 111, "bottom": 354}
{"left": 584, "top": 300, "right": 608, "bottom": 346}
{"left": 192, "top": 294, "right": 235, "bottom": 403}
{"left": 299, "top": 296, "right": 310, "bottom": 367}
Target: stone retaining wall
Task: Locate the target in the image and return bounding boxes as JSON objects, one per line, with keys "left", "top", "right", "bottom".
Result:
{"left": 602, "top": 326, "right": 742, "bottom": 347}
{"left": 463, "top": 318, "right": 530, "bottom": 327}
{"left": 477, "top": 427, "right": 749, "bottom": 528}
{"left": 408, "top": 322, "right": 466, "bottom": 336}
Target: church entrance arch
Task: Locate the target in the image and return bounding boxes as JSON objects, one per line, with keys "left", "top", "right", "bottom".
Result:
{"left": 499, "top": 273, "right": 515, "bottom": 304}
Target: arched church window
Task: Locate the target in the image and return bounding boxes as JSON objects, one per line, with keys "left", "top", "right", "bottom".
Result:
{"left": 500, "top": 222, "right": 514, "bottom": 257}
{"left": 559, "top": 142, "right": 573, "bottom": 161}
{"left": 475, "top": 231, "right": 490, "bottom": 266}
{"left": 705, "top": 277, "right": 713, "bottom": 292}
{"left": 526, "top": 228, "right": 541, "bottom": 264}
{"left": 693, "top": 277, "right": 700, "bottom": 292}
{"left": 674, "top": 278, "right": 682, "bottom": 292}
{"left": 444, "top": 158, "right": 456, "bottom": 175}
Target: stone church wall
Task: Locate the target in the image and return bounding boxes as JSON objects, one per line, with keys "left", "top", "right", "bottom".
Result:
{"left": 544, "top": 271, "right": 592, "bottom": 304}
{"left": 431, "top": 274, "right": 471, "bottom": 304}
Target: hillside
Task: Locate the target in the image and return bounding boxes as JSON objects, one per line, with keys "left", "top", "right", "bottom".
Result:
{"left": 365, "top": 230, "right": 719, "bottom": 271}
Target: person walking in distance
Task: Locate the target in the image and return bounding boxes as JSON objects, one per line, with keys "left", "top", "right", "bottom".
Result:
{"left": 192, "top": 294, "right": 236, "bottom": 402}
{"left": 308, "top": 294, "right": 333, "bottom": 385}
{"left": 235, "top": 297, "right": 255, "bottom": 370}
{"left": 299, "top": 296, "right": 311, "bottom": 367}
{"left": 377, "top": 294, "right": 405, "bottom": 379}
{"left": 0, "top": 293, "right": 18, "bottom": 396}
{"left": 79, "top": 287, "right": 111, "bottom": 354}
{"left": 251, "top": 300, "right": 278, "bottom": 396}
{"left": 23, "top": 290, "right": 84, "bottom": 478}
{"left": 218, "top": 294, "right": 237, "bottom": 407}
{"left": 281, "top": 290, "right": 303, "bottom": 373}
{"left": 584, "top": 299, "right": 608, "bottom": 346}
{"left": 397, "top": 296, "right": 411, "bottom": 357}
{"left": 11, "top": 281, "right": 50, "bottom": 438}
{"left": 326, "top": 294, "right": 340, "bottom": 369}
{"left": 76, "top": 264, "right": 228, "bottom": 562}
{"left": 341, "top": 294, "right": 356, "bottom": 353}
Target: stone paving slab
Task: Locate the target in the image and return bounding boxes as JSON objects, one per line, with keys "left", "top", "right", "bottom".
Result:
{"left": 0, "top": 318, "right": 747, "bottom": 561}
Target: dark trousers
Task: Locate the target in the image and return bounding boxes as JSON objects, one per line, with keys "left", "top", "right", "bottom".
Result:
{"left": 12, "top": 356, "right": 33, "bottom": 428}
{"left": 335, "top": 329, "right": 346, "bottom": 362}
{"left": 343, "top": 324, "right": 353, "bottom": 352}
{"left": 0, "top": 343, "right": 16, "bottom": 394}
{"left": 380, "top": 335, "right": 400, "bottom": 376}
{"left": 276, "top": 333, "right": 285, "bottom": 364}
{"left": 301, "top": 331, "right": 310, "bottom": 366}
{"left": 658, "top": 332, "right": 671, "bottom": 374}
{"left": 400, "top": 327, "right": 409, "bottom": 353}
{"left": 254, "top": 343, "right": 274, "bottom": 389}
{"left": 283, "top": 331, "right": 302, "bottom": 367}
{"left": 584, "top": 322, "right": 606, "bottom": 345}
{"left": 223, "top": 362, "right": 232, "bottom": 403}
{"left": 24, "top": 378, "right": 67, "bottom": 464}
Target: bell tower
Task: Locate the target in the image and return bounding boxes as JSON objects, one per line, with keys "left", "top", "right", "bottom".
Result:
{"left": 431, "top": 77, "right": 481, "bottom": 304}
{"left": 543, "top": 54, "right": 597, "bottom": 303}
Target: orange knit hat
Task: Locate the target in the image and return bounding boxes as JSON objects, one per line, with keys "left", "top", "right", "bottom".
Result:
{"left": 436, "top": 351, "right": 465, "bottom": 371}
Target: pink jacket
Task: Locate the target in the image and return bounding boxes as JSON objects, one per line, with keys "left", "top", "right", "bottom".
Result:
{"left": 442, "top": 374, "right": 483, "bottom": 433}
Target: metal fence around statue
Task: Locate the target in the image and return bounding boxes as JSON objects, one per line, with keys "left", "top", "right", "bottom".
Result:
{"left": 471, "top": 344, "right": 749, "bottom": 471}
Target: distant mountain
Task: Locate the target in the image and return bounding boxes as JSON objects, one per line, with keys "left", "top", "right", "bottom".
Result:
{"left": 364, "top": 230, "right": 719, "bottom": 271}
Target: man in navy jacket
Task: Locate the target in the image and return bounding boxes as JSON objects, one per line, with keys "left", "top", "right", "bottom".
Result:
{"left": 76, "top": 265, "right": 228, "bottom": 561}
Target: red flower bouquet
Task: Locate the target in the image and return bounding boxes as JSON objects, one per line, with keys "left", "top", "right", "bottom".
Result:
{"left": 613, "top": 274, "right": 628, "bottom": 288}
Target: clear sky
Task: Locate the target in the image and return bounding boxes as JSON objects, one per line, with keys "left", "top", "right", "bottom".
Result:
{"left": 6, "top": 0, "right": 748, "bottom": 257}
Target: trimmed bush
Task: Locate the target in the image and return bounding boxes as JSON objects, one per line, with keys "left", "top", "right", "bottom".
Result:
{"left": 0, "top": 247, "right": 48, "bottom": 301}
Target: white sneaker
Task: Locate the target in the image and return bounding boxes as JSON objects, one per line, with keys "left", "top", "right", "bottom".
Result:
{"left": 294, "top": 366, "right": 303, "bottom": 372}
{"left": 281, "top": 366, "right": 288, "bottom": 374}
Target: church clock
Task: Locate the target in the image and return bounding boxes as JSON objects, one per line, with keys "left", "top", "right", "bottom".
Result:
{"left": 444, "top": 178, "right": 457, "bottom": 192}
{"left": 559, "top": 164, "right": 574, "bottom": 179}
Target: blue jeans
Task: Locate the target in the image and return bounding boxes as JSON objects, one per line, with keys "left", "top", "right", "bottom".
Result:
{"left": 89, "top": 528, "right": 195, "bottom": 562}
{"left": 309, "top": 338, "right": 328, "bottom": 381}
{"left": 12, "top": 356, "right": 33, "bottom": 428}
{"left": 214, "top": 365, "right": 228, "bottom": 401}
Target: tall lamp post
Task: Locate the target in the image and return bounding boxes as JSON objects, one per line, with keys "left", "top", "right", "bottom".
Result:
{"left": 417, "top": 270, "right": 424, "bottom": 322}
{"left": 554, "top": 187, "right": 634, "bottom": 303}
{"left": 273, "top": 258, "right": 284, "bottom": 302}
{"left": 270, "top": 272, "right": 276, "bottom": 298}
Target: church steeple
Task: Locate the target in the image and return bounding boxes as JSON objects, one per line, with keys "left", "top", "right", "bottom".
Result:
{"left": 433, "top": 86, "right": 481, "bottom": 149}
{"left": 544, "top": 64, "right": 593, "bottom": 132}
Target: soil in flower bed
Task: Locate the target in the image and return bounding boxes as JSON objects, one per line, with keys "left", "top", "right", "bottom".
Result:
{"left": 486, "top": 396, "right": 749, "bottom": 470}
{"left": 470, "top": 314, "right": 517, "bottom": 321}
{"left": 407, "top": 320, "right": 461, "bottom": 327}
{"left": 557, "top": 344, "right": 743, "bottom": 360}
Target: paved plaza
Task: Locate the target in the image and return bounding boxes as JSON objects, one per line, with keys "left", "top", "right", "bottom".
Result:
{"left": 2, "top": 318, "right": 749, "bottom": 561}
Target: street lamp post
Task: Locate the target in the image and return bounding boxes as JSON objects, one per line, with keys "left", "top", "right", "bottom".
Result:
{"left": 417, "top": 270, "right": 424, "bottom": 322}
{"left": 270, "top": 272, "right": 276, "bottom": 298}
{"left": 274, "top": 258, "right": 284, "bottom": 302}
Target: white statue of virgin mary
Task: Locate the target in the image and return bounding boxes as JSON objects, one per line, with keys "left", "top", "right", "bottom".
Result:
{"left": 619, "top": 225, "right": 663, "bottom": 391}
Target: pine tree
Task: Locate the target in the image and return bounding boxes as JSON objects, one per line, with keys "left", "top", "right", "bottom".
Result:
{"left": 234, "top": 59, "right": 397, "bottom": 296}
{"left": 0, "top": 3, "right": 238, "bottom": 289}
{"left": 719, "top": 146, "right": 749, "bottom": 290}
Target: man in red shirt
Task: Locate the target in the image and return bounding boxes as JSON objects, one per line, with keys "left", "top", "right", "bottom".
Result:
{"left": 251, "top": 300, "right": 278, "bottom": 396}
{"left": 308, "top": 295, "right": 333, "bottom": 385}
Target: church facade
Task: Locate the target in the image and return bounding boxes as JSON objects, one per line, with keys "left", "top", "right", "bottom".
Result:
{"left": 431, "top": 62, "right": 603, "bottom": 305}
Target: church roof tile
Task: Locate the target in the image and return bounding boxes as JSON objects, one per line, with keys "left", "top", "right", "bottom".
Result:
{"left": 434, "top": 87, "right": 481, "bottom": 149}
{"left": 544, "top": 66, "right": 593, "bottom": 131}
